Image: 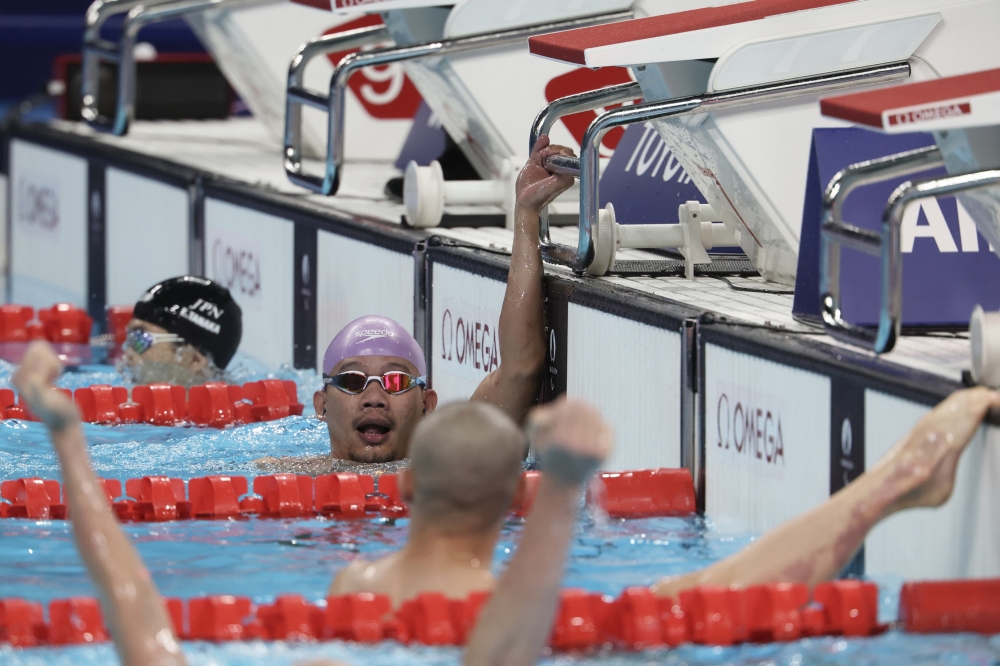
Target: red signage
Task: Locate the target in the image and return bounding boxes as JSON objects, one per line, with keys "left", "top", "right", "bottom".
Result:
{"left": 544, "top": 67, "right": 634, "bottom": 154}
{"left": 323, "top": 15, "right": 423, "bottom": 120}
{"left": 887, "top": 102, "right": 971, "bottom": 126}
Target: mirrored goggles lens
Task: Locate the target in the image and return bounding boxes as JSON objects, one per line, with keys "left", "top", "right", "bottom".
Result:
{"left": 325, "top": 371, "right": 426, "bottom": 395}
{"left": 123, "top": 329, "right": 182, "bottom": 356}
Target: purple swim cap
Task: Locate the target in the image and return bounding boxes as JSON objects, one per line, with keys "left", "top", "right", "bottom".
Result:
{"left": 323, "top": 315, "right": 426, "bottom": 376}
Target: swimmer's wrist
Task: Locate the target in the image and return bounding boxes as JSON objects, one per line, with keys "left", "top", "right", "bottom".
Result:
{"left": 537, "top": 445, "right": 602, "bottom": 486}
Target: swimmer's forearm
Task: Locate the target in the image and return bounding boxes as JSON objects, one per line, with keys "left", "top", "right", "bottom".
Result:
{"left": 652, "top": 463, "right": 899, "bottom": 596}
{"left": 475, "top": 204, "right": 546, "bottom": 422}
{"left": 52, "top": 423, "right": 185, "bottom": 666}
{"left": 465, "top": 476, "right": 578, "bottom": 666}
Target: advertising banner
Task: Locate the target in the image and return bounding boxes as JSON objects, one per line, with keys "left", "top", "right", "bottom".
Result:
{"left": 704, "top": 344, "right": 831, "bottom": 534}
{"left": 567, "top": 304, "right": 681, "bottom": 471}
{"left": 316, "top": 230, "right": 414, "bottom": 370}
{"left": 106, "top": 169, "right": 189, "bottom": 307}
{"left": 864, "top": 391, "right": 1000, "bottom": 579}
{"left": 794, "top": 127, "right": 1000, "bottom": 327}
{"left": 431, "top": 263, "right": 505, "bottom": 405}
{"left": 204, "top": 199, "right": 294, "bottom": 370}
{"left": 9, "top": 140, "right": 88, "bottom": 307}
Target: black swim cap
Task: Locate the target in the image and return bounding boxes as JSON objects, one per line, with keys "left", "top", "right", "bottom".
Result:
{"left": 133, "top": 276, "right": 242, "bottom": 368}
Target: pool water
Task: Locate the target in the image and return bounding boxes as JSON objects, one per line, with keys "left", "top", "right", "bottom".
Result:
{"left": 0, "top": 362, "right": 998, "bottom": 665}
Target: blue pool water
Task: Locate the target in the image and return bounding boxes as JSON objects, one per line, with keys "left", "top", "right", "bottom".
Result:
{"left": 0, "top": 362, "right": 998, "bottom": 665}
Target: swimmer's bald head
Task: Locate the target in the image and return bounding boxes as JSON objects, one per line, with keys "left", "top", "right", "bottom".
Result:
{"left": 402, "top": 401, "right": 525, "bottom": 534}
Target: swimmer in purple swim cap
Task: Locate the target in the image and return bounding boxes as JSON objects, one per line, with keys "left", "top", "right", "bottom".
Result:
{"left": 316, "top": 315, "right": 435, "bottom": 464}
{"left": 260, "top": 136, "right": 577, "bottom": 470}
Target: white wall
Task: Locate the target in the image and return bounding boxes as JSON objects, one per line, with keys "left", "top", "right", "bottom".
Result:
{"left": 9, "top": 140, "right": 88, "bottom": 307}
{"left": 567, "top": 305, "right": 681, "bottom": 471}
{"left": 106, "top": 168, "right": 189, "bottom": 306}
{"left": 204, "top": 198, "right": 293, "bottom": 369}
{"left": 704, "top": 344, "right": 831, "bottom": 534}
{"left": 0, "top": 173, "right": 8, "bottom": 302}
{"left": 316, "top": 230, "right": 414, "bottom": 369}
{"left": 431, "top": 263, "right": 505, "bottom": 405}
{"left": 864, "top": 391, "right": 1000, "bottom": 580}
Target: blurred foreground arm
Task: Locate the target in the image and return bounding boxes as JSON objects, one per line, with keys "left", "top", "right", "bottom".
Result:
{"left": 465, "top": 398, "right": 613, "bottom": 666}
{"left": 14, "top": 342, "right": 185, "bottom": 666}
{"left": 653, "top": 387, "right": 1000, "bottom": 596}
{"left": 472, "top": 136, "right": 575, "bottom": 425}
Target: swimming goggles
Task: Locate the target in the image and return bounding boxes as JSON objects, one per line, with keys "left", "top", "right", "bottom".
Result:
{"left": 123, "top": 328, "right": 185, "bottom": 356}
{"left": 323, "top": 371, "right": 427, "bottom": 395}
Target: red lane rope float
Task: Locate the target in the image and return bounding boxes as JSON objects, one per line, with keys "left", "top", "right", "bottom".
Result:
{"left": 10, "top": 578, "right": 996, "bottom": 650}
{"left": 0, "top": 378, "right": 304, "bottom": 426}
{"left": 0, "top": 469, "right": 697, "bottom": 522}
{"left": 0, "top": 304, "right": 93, "bottom": 345}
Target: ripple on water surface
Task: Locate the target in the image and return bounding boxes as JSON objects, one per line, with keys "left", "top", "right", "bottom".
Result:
{"left": 0, "top": 364, "right": 997, "bottom": 664}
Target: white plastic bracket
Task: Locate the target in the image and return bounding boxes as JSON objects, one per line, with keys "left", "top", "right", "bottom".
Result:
{"left": 404, "top": 159, "right": 517, "bottom": 228}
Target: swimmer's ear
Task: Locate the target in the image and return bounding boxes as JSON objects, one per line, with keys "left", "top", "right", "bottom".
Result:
{"left": 312, "top": 390, "right": 327, "bottom": 421}
{"left": 422, "top": 388, "right": 438, "bottom": 415}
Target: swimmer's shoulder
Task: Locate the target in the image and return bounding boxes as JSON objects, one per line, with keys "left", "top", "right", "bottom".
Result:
{"left": 328, "top": 554, "right": 398, "bottom": 597}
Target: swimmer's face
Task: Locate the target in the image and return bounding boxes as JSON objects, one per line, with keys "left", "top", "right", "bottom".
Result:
{"left": 315, "top": 355, "right": 437, "bottom": 464}
{"left": 121, "top": 319, "right": 208, "bottom": 386}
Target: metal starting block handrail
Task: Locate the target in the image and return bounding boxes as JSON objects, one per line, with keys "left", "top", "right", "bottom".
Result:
{"left": 81, "top": 0, "right": 277, "bottom": 136}
{"left": 284, "top": 25, "right": 391, "bottom": 179}
{"left": 527, "top": 80, "right": 643, "bottom": 252}
{"left": 820, "top": 152, "right": 1000, "bottom": 354}
{"left": 283, "top": 8, "right": 633, "bottom": 195}
{"left": 539, "top": 61, "right": 911, "bottom": 273}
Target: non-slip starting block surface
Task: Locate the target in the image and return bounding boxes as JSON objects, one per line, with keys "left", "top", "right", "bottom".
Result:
{"left": 528, "top": 0, "right": 854, "bottom": 65}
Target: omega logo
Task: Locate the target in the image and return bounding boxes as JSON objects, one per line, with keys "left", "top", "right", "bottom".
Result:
{"left": 440, "top": 308, "right": 499, "bottom": 373}
{"left": 715, "top": 393, "right": 785, "bottom": 465}
{"left": 211, "top": 238, "right": 261, "bottom": 299}
{"left": 18, "top": 177, "right": 59, "bottom": 231}
{"left": 549, "top": 329, "right": 557, "bottom": 363}
{"left": 841, "top": 418, "right": 852, "bottom": 457}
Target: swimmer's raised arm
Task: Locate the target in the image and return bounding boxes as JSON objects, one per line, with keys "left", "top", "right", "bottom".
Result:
{"left": 472, "top": 136, "right": 575, "bottom": 425}
{"left": 14, "top": 342, "right": 186, "bottom": 666}
{"left": 465, "top": 398, "right": 612, "bottom": 666}
{"left": 652, "top": 386, "right": 1000, "bottom": 597}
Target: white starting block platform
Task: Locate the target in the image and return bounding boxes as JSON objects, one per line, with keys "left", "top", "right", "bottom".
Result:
{"left": 2, "top": 117, "right": 997, "bottom": 583}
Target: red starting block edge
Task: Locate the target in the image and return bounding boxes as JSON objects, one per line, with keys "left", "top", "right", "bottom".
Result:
{"left": 12, "top": 578, "right": 990, "bottom": 650}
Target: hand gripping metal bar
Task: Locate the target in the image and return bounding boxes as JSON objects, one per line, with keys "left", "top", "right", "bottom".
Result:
{"left": 283, "top": 9, "right": 633, "bottom": 195}
{"left": 821, "top": 158, "right": 1000, "bottom": 354}
{"left": 528, "top": 80, "right": 643, "bottom": 251}
{"left": 539, "top": 61, "right": 911, "bottom": 272}
{"left": 82, "top": 0, "right": 277, "bottom": 135}
{"left": 284, "top": 25, "right": 390, "bottom": 188}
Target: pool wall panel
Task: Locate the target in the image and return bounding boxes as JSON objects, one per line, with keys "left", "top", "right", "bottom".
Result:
{"left": 430, "top": 261, "right": 507, "bottom": 406}
{"left": 567, "top": 303, "right": 682, "bottom": 471}
{"left": 864, "top": 391, "right": 1000, "bottom": 580}
{"left": 204, "top": 198, "right": 294, "bottom": 370}
{"left": 9, "top": 140, "right": 88, "bottom": 308}
{"left": 0, "top": 172, "right": 7, "bottom": 300}
{"left": 105, "top": 168, "right": 189, "bottom": 307}
{"left": 704, "top": 342, "right": 831, "bottom": 535}
{"left": 316, "top": 230, "right": 414, "bottom": 370}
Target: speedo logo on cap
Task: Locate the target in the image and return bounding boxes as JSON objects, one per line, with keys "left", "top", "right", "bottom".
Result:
{"left": 354, "top": 329, "right": 395, "bottom": 344}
